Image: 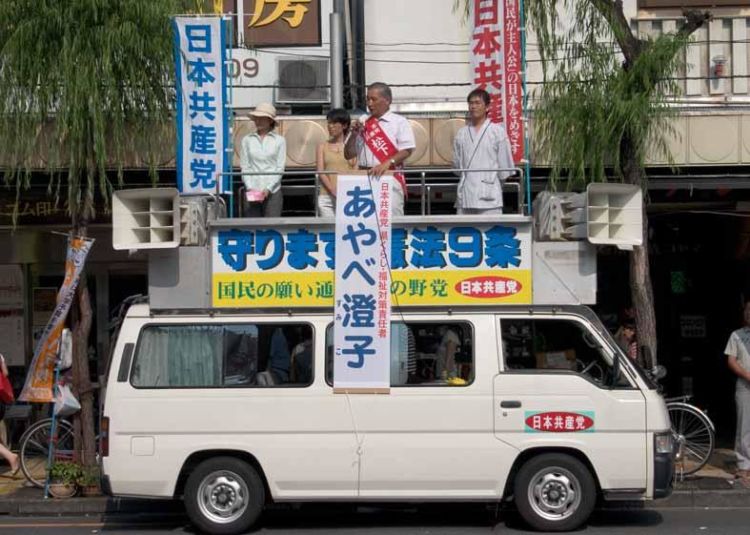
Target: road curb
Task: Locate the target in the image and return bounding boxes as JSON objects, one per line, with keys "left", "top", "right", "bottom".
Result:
{"left": 0, "top": 495, "right": 183, "bottom": 516}
{"left": 654, "top": 489, "right": 750, "bottom": 508}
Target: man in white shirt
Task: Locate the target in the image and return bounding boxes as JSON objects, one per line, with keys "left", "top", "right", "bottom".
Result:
{"left": 453, "top": 88, "right": 515, "bottom": 215}
{"left": 725, "top": 301, "right": 750, "bottom": 480}
{"left": 344, "top": 82, "right": 415, "bottom": 216}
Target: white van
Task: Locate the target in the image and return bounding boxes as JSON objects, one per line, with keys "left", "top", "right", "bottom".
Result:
{"left": 101, "top": 303, "right": 674, "bottom": 534}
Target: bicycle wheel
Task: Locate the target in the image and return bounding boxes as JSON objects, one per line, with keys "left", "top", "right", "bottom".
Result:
{"left": 19, "top": 418, "right": 75, "bottom": 488}
{"left": 667, "top": 403, "right": 715, "bottom": 476}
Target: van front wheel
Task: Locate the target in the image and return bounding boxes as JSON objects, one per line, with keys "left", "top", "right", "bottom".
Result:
{"left": 513, "top": 453, "right": 596, "bottom": 532}
{"left": 184, "top": 457, "right": 265, "bottom": 535}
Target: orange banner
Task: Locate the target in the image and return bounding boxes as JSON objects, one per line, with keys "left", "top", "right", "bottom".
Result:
{"left": 19, "top": 237, "right": 94, "bottom": 403}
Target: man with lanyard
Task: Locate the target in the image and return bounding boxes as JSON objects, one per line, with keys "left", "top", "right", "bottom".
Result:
{"left": 453, "top": 88, "right": 515, "bottom": 215}
{"left": 344, "top": 82, "right": 415, "bottom": 216}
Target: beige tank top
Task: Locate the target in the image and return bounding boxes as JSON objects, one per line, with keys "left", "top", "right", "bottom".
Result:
{"left": 320, "top": 143, "right": 355, "bottom": 195}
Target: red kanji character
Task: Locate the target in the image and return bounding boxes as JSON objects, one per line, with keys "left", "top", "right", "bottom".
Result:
{"left": 474, "top": 60, "right": 502, "bottom": 90}
{"left": 472, "top": 26, "right": 502, "bottom": 59}
{"left": 474, "top": 0, "right": 498, "bottom": 26}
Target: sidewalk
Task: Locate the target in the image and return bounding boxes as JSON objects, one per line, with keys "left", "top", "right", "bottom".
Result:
{"left": 1, "top": 450, "right": 749, "bottom": 516}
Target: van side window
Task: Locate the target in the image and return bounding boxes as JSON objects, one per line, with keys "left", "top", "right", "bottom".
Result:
{"left": 131, "top": 323, "right": 313, "bottom": 388}
{"left": 501, "top": 318, "right": 629, "bottom": 387}
{"left": 325, "top": 321, "right": 474, "bottom": 386}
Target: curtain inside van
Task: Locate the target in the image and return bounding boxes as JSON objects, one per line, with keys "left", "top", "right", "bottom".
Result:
{"left": 133, "top": 326, "right": 223, "bottom": 387}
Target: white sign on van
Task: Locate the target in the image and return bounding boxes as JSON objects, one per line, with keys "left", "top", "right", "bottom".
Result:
{"left": 333, "top": 176, "right": 392, "bottom": 392}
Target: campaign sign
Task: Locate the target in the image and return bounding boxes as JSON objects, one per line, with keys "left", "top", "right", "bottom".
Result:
{"left": 173, "top": 16, "right": 231, "bottom": 194}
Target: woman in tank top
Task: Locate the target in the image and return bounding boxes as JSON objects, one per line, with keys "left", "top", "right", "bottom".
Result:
{"left": 316, "top": 108, "right": 357, "bottom": 217}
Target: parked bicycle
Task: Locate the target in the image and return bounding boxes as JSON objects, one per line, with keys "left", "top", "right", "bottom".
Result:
{"left": 647, "top": 364, "right": 715, "bottom": 477}
{"left": 17, "top": 417, "right": 75, "bottom": 488}
{"left": 666, "top": 394, "right": 715, "bottom": 477}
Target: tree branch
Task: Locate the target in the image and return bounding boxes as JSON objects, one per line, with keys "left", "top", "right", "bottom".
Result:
{"left": 590, "top": 0, "right": 643, "bottom": 64}
{"left": 676, "top": 10, "right": 712, "bottom": 40}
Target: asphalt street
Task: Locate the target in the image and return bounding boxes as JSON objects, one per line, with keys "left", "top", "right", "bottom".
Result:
{"left": 0, "top": 505, "right": 749, "bottom": 534}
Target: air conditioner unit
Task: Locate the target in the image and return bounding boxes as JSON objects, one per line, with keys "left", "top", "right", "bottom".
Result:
{"left": 275, "top": 58, "right": 330, "bottom": 104}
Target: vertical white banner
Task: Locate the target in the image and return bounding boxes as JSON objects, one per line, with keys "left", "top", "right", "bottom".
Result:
{"left": 333, "top": 175, "right": 392, "bottom": 392}
{"left": 173, "top": 16, "right": 230, "bottom": 194}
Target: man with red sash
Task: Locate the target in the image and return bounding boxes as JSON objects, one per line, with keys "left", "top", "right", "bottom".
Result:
{"left": 345, "top": 82, "right": 415, "bottom": 216}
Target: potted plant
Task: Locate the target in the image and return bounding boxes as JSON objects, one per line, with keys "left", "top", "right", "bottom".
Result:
{"left": 48, "top": 461, "right": 81, "bottom": 498}
{"left": 76, "top": 465, "right": 102, "bottom": 497}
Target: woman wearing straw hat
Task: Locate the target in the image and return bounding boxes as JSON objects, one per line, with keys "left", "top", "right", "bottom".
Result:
{"left": 240, "top": 102, "right": 287, "bottom": 217}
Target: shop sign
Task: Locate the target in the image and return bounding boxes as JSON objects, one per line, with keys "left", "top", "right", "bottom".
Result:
{"left": 240, "top": 0, "right": 321, "bottom": 47}
{"left": 210, "top": 216, "right": 532, "bottom": 308}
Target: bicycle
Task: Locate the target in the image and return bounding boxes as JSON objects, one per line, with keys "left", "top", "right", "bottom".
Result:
{"left": 18, "top": 417, "right": 75, "bottom": 488}
{"left": 645, "top": 363, "right": 715, "bottom": 477}
{"left": 665, "top": 395, "right": 715, "bottom": 477}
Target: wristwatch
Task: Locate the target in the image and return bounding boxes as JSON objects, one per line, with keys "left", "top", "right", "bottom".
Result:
{"left": 390, "top": 158, "right": 397, "bottom": 166}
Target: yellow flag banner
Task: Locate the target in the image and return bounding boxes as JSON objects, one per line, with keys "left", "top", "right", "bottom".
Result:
{"left": 19, "top": 237, "right": 94, "bottom": 402}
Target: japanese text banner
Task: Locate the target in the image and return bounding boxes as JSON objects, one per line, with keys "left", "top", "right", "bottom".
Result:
{"left": 211, "top": 220, "right": 533, "bottom": 308}
{"left": 333, "top": 175, "right": 392, "bottom": 392}
{"left": 173, "top": 16, "right": 230, "bottom": 194}
{"left": 470, "top": 0, "right": 525, "bottom": 163}
{"left": 19, "top": 237, "right": 94, "bottom": 402}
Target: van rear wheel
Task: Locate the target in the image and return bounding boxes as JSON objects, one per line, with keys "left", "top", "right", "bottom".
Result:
{"left": 184, "top": 457, "right": 264, "bottom": 535}
{"left": 513, "top": 453, "right": 596, "bottom": 532}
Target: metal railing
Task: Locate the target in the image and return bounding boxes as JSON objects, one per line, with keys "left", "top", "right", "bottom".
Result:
{"left": 218, "top": 166, "right": 526, "bottom": 218}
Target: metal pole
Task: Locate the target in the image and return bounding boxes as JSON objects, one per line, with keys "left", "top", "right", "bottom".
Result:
{"left": 43, "top": 364, "right": 61, "bottom": 499}
{"left": 420, "top": 172, "right": 426, "bottom": 215}
{"left": 330, "top": 12, "right": 344, "bottom": 108}
{"left": 520, "top": 0, "right": 531, "bottom": 215}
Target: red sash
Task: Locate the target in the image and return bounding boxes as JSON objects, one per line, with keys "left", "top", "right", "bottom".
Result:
{"left": 363, "top": 116, "right": 407, "bottom": 195}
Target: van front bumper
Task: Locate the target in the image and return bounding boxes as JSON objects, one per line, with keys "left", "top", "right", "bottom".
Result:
{"left": 653, "top": 432, "right": 675, "bottom": 499}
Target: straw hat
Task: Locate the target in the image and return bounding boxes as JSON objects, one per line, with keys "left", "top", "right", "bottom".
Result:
{"left": 249, "top": 102, "right": 277, "bottom": 120}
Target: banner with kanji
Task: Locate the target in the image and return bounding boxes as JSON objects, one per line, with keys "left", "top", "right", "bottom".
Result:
{"left": 470, "top": 0, "right": 525, "bottom": 163}
{"left": 19, "top": 237, "right": 94, "bottom": 403}
{"left": 210, "top": 217, "right": 533, "bottom": 309}
{"left": 332, "top": 176, "right": 392, "bottom": 392}
{"left": 173, "top": 16, "right": 231, "bottom": 194}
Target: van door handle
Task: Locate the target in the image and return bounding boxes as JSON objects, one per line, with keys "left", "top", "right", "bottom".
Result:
{"left": 500, "top": 400, "right": 522, "bottom": 409}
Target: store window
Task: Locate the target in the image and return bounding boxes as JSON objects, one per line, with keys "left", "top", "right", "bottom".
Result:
{"left": 131, "top": 323, "right": 313, "bottom": 388}
{"left": 326, "top": 321, "right": 474, "bottom": 386}
{"left": 501, "top": 317, "right": 631, "bottom": 388}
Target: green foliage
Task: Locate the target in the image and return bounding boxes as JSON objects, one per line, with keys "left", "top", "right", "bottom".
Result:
{"left": 49, "top": 460, "right": 83, "bottom": 485}
{"left": 75, "top": 464, "right": 100, "bottom": 487}
{"left": 524, "top": 0, "right": 694, "bottom": 188}
{"left": 0, "top": 0, "right": 207, "bottom": 224}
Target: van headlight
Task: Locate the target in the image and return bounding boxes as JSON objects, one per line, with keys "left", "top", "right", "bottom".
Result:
{"left": 655, "top": 432, "right": 674, "bottom": 455}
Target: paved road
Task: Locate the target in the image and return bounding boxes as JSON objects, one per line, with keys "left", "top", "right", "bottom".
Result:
{"left": 0, "top": 506, "right": 748, "bottom": 534}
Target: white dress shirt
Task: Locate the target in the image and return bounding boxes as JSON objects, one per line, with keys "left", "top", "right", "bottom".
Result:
{"left": 354, "top": 111, "right": 416, "bottom": 168}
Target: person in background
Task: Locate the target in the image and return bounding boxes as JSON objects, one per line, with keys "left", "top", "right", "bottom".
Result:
{"left": 268, "top": 328, "right": 290, "bottom": 383}
{"left": 724, "top": 300, "right": 750, "bottom": 481}
{"left": 436, "top": 325, "right": 461, "bottom": 380}
{"left": 0, "top": 353, "right": 19, "bottom": 476}
{"left": 614, "top": 319, "right": 638, "bottom": 362}
{"left": 240, "top": 102, "right": 286, "bottom": 217}
{"left": 453, "top": 88, "right": 514, "bottom": 215}
{"left": 316, "top": 108, "right": 357, "bottom": 216}
{"left": 344, "top": 82, "right": 415, "bottom": 216}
